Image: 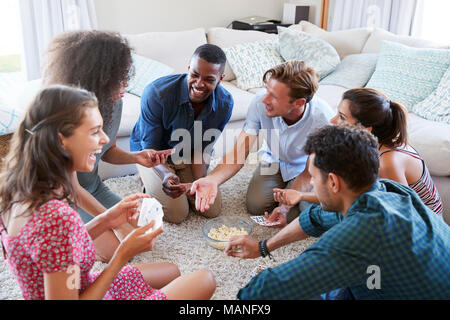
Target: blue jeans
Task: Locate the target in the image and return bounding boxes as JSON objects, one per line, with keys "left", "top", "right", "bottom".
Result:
{"left": 77, "top": 176, "right": 122, "bottom": 223}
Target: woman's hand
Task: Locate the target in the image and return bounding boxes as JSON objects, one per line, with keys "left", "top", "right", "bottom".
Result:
{"left": 104, "top": 193, "right": 150, "bottom": 229}
{"left": 116, "top": 221, "right": 164, "bottom": 263}
{"left": 134, "top": 149, "right": 174, "bottom": 168}
{"left": 273, "top": 188, "right": 303, "bottom": 206}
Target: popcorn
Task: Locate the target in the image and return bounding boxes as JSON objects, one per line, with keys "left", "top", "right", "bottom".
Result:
{"left": 207, "top": 225, "right": 248, "bottom": 250}
{"left": 208, "top": 225, "right": 248, "bottom": 241}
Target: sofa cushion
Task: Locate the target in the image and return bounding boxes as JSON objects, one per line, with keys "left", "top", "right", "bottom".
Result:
{"left": 224, "top": 39, "right": 284, "bottom": 90}
{"left": 298, "top": 21, "right": 371, "bottom": 59}
{"left": 117, "top": 93, "right": 141, "bottom": 137}
{"left": 408, "top": 113, "right": 450, "bottom": 176}
{"left": 207, "top": 27, "right": 277, "bottom": 81}
{"left": 411, "top": 67, "right": 450, "bottom": 125}
{"left": 127, "top": 54, "right": 174, "bottom": 97}
{"left": 320, "top": 53, "right": 378, "bottom": 89}
{"left": 366, "top": 41, "right": 450, "bottom": 110}
{"left": 0, "top": 105, "right": 24, "bottom": 135}
{"left": 220, "top": 81, "right": 255, "bottom": 122}
{"left": 315, "top": 84, "right": 347, "bottom": 112}
{"left": 125, "top": 28, "right": 207, "bottom": 74}
{"left": 362, "top": 28, "right": 450, "bottom": 53}
{"left": 278, "top": 27, "right": 340, "bottom": 79}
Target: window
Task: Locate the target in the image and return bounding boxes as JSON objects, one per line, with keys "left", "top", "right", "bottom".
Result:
{"left": 0, "top": 0, "right": 26, "bottom": 107}
{"left": 413, "top": 0, "right": 450, "bottom": 43}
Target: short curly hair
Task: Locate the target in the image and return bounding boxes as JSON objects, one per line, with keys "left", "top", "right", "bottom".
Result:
{"left": 304, "top": 125, "right": 379, "bottom": 191}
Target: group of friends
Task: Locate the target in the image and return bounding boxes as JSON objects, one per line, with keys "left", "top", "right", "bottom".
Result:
{"left": 0, "top": 30, "right": 448, "bottom": 300}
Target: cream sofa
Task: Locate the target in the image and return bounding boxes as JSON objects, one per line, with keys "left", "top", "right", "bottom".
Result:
{"left": 15, "top": 22, "right": 450, "bottom": 223}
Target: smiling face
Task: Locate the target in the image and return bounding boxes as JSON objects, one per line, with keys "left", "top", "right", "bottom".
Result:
{"left": 59, "top": 106, "right": 109, "bottom": 172}
{"left": 187, "top": 56, "right": 224, "bottom": 104}
{"left": 262, "top": 78, "right": 306, "bottom": 120}
{"left": 111, "top": 79, "right": 129, "bottom": 103}
{"left": 330, "top": 99, "right": 358, "bottom": 126}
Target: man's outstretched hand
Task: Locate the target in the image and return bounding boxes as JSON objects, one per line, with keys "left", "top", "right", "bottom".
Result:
{"left": 189, "top": 177, "right": 218, "bottom": 212}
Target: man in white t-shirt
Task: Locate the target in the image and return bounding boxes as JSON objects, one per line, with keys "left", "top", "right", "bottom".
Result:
{"left": 190, "top": 60, "right": 333, "bottom": 225}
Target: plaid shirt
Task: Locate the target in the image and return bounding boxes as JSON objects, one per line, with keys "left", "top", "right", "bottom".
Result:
{"left": 237, "top": 179, "right": 450, "bottom": 300}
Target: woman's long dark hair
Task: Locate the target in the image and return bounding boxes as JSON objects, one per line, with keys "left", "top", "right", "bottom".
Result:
{"left": 343, "top": 88, "right": 408, "bottom": 148}
{"left": 0, "top": 85, "right": 98, "bottom": 217}
{"left": 43, "top": 30, "right": 133, "bottom": 126}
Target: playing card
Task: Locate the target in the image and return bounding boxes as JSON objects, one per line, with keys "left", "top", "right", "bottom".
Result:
{"left": 138, "top": 198, "right": 164, "bottom": 233}
{"left": 249, "top": 265, "right": 265, "bottom": 277}
{"left": 250, "top": 215, "right": 281, "bottom": 227}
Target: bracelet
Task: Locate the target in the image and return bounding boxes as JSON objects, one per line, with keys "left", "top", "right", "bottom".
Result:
{"left": 258, "top": 239, "right": 274, "bottom": 260}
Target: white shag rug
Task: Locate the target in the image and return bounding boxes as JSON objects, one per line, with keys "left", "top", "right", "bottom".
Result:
{"left": 0, "top": 160, "right": 317, "bottom": 300}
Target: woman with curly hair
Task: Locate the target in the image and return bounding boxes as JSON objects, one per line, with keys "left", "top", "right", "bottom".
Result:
{"left": 43, "top": 30, "right": 172, "bottom": 262}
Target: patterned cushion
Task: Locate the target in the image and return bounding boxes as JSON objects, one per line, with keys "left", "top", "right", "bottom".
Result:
{"left": 411, "top": 67, "right": 450, "bottom": 124}
{"left": 0, "top": 105, "right": 23, "bottom": 135}
{"left": 224, "top": 40, "right": 285, "bottom": 90}
{"left": 320, "top": 53, "right": 378, "bottom": 89}
{"left": 277, "top": 27, "right": 340, "bottom": 80}
{"left": 366, "top": 41, "right": 450, "bottom": 110}
{"left": 127, "top": 54, "right": 174, "bottom": 97}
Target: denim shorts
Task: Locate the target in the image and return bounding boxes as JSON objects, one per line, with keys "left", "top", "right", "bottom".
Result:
{"left": 76, "top": 177, "right": 122, "bottom": 223}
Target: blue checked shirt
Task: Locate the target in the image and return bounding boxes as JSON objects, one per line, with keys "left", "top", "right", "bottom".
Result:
{"left": 238, "top": 179, "right": 450, "bottom": 300}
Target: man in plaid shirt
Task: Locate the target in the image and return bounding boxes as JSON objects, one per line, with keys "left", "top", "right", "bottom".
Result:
{"left": 226, "top": 125, "right": 450, "bottom": 299}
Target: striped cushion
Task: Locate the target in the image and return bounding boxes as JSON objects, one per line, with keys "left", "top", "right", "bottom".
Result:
{"left": 127, "top": 54, "right": 174, "bottom": 97}
{"left": 366, "top": 41, "right": 450, "bottom": 110}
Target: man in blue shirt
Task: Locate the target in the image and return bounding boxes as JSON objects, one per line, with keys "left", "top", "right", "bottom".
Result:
{"left": 190, "top": 60, "right": 333, "bottom": 223}
{"left": 225, "top": 125, "right": 450, "bottom": 300}
{"left": 130, "top": 44, "right": 233, "bottom": 223}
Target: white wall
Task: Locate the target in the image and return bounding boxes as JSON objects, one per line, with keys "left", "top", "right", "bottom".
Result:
{"left": 94, "top": 0, "right": 291, "bottom": 34}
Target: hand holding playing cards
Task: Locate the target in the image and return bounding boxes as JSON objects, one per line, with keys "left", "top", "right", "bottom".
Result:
{"left": 104, "top": 193, "right": 150, "bottom": 229}
{"left": 189, "top": 177, "right": 218, "bottom": 213}
{"left": 162, "top": 173, "right": 191, "bottom": 199}
{"left": 134, "top": 148, "right": 174, "bottom": 168}
{"left": 116, "top": 221, "right": 163, "bottom": 263}
{"left": 264, "top": 205, "right": 292, "bottom": 228}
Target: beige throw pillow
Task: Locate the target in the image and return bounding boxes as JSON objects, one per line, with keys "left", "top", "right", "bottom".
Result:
{"left": 298, "top": 21, "right": 371, "bottom": 59}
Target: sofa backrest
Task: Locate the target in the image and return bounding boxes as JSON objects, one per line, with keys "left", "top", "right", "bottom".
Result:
{"left": 207, "top": 27, "right": 277, "bottom": 81}
{"left": 362, "top": 27, "right": 450, "bottom": 53}
{"left": 125, "top": 28, "right": 207, "bottom": 74}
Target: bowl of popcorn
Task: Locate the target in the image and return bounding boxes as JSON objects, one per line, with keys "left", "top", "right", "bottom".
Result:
{"left": 202, "top": 216, "right": 253, "bottom": 251}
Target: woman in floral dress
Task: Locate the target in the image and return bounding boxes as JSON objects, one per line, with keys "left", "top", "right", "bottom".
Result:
{"left": 0, "top": 85, "right": 216, "bottom": 300}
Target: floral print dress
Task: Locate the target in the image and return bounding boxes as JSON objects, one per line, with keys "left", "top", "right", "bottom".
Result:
{"left": 0, "top": 200, "right": 167, "bottom": 300}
